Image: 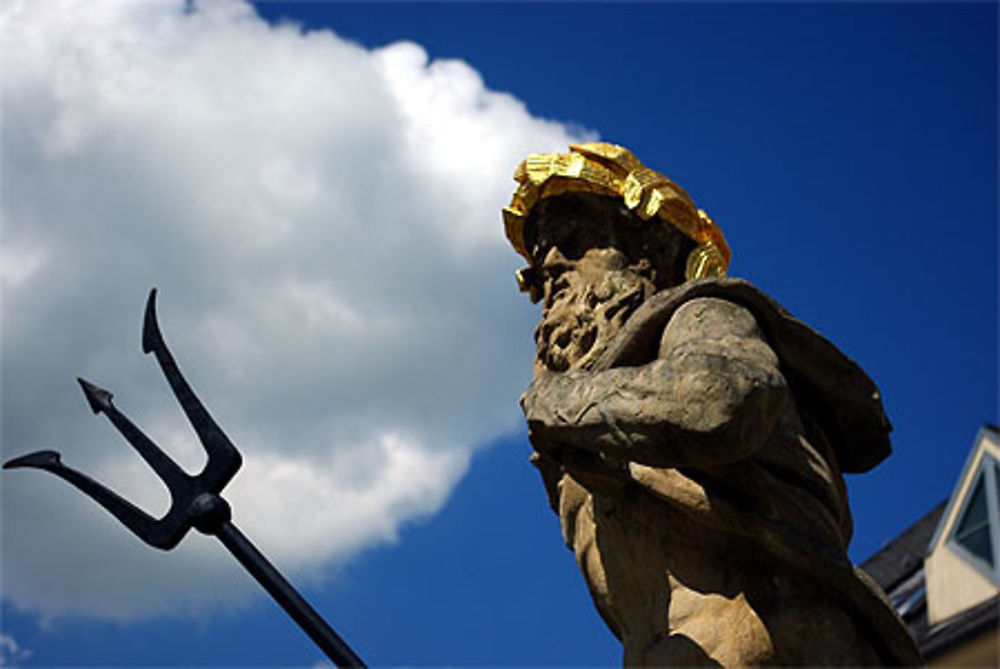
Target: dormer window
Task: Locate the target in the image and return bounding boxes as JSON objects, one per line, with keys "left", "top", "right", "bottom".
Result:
{"left": 948, "top": 454, "right": 1000, "bottom": 581}
{"left": 866, "top": 425, "right": 1000, "bottom": 662}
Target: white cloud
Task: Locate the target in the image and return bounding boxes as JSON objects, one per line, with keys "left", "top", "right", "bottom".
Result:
{"left": 0, "top": 0, "right": 591, "bottom": 620}
{"left": 0, "top": 634, "right": 32, "bottom": 666}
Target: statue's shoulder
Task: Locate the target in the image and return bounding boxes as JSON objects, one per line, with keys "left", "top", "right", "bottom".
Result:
{"left": 601, "top": 278, "right": 892, "bottom": 474}
{"left": 659, "top": 295, "right": 767, "bottom": 355}
{"left": 598, "top": 278, "right": 775, "bottom": 369}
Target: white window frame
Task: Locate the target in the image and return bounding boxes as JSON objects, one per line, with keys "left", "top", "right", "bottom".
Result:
{"left": 946, "top": 453, "right": 1000, "bottom": 585}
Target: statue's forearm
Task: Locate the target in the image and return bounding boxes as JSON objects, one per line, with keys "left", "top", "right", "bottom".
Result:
{"left": 522, "top": 341, "right": 788, "bottom": 469}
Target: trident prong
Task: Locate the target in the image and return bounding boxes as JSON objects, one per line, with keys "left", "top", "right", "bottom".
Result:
{"left": 4, "top": 289, "right": 365, "bottom": 667}
{"left": 3, "top": 449, "right": 169, "bottom": 546}
{"left": 142, "top": 288, "right": 242, "bottom": 490}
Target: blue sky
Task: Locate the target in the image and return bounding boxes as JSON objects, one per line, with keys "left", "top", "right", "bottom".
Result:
{"left": 1, "top": 1, "right": 996, "bottom": 665}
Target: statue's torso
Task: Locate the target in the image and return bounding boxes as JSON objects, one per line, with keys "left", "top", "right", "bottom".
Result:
{"left": 530, "top": 285, "right": 919, "bottom": 665}
{"left": 557, "top": 399, "right": 883, "bottom": 666}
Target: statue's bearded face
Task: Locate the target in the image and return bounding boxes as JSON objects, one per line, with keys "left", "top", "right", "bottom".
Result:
{"left": 526, "top": 193, "right": 692, "bottom": 375}
{"left": 534, "top": 245, "right": 655, "bottom": 374}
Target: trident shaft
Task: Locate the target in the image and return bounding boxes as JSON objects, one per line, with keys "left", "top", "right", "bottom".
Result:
{"left": 4, "top": 289, "right": 365, "bottom": 667}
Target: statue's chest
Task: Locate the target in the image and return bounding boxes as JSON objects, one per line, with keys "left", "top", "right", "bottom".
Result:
{"left": 579, "top": 491, "right": 773, "bottom": 663}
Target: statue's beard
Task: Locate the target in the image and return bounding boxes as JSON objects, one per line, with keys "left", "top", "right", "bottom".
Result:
{"left": 535, "top": 275, "right": 649, "bottom": 374}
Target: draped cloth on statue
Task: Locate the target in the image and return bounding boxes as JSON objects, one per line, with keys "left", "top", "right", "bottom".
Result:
{"left": 598, "top": 277, "right": 890, "bottom": 475}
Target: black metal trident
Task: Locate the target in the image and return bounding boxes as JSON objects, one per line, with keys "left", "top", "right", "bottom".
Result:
{"left": 4, "top": 289, "right": 365, "bottom": 667}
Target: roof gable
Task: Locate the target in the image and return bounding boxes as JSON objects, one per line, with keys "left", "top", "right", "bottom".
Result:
{"left": 927, "top": 425, "right": 1000, "bottom": 563}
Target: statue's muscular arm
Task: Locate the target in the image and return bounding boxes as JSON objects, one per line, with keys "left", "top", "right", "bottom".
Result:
{"left": 522, "top": 297, "right": 789, "bottom": 469}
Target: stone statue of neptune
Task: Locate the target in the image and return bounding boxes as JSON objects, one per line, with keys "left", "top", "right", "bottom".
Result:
{"left": 504, "top": 143, "right": 921, "bottom": 666}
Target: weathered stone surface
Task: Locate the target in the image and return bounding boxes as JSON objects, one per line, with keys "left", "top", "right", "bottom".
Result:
{"left": 518, "top": 193, "right": 920, "bottom": 666}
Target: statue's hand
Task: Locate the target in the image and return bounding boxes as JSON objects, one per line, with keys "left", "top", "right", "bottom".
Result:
{"left": 520, "top": 370, "right": 568, "bottom": 449}
{"left": 523, "top": 373, "right": 630, "bottom": 495}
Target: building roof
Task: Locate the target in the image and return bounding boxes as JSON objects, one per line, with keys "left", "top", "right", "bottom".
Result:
{"left": 861, "top": 500, "right": 946, "bottom": 592}
{"left": 859, "top": 424, "right": 1000, "bottom": 661}
{"left": 860, "top": 502, "right": 998, "bottom": 659}
{"left": 920, "top": 592, "right": 1000, "bottom": 660}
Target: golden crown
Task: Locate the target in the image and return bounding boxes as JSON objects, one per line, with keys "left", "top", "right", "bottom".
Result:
{"left": 503, "top": 142, "right": 731, "bottom": 297}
